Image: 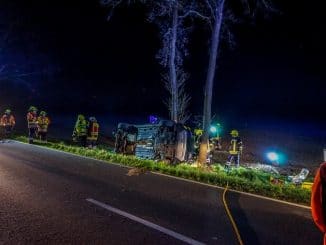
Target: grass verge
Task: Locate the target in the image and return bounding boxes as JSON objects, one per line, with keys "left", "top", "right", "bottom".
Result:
{"left": 13, "top": 136, "right": 311, "bottom": 206}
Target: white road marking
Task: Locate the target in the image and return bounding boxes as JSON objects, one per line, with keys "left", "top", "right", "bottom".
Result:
{"left": 86, "top": 198, "right": 205, "bottom": 245}
{"left": 11, "top": 141, "right": 311, "bottom": 209}
{"left": 151, "top": 172, "right": 312, "bottom": 210}
{"left": 11, "top": 140, "right": 127, "bottom": 169}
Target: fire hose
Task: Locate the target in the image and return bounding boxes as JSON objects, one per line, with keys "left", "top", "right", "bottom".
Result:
{"left": 223, "top": 182, "right": 244, "bottom": 245}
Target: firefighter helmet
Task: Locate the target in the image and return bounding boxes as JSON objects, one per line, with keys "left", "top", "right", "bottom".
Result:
{"left": 194, "top": 128, "right": 203, "bottom": 136}
{"left": 89, "top": 117, "right": 97, "bottom": 122}
{"left": 230, "top": 129, "right": 239, "bottom": 137}
{"left": 29, "top": 106, "right": 37, "bottom": 112}
{"left": 40, "top": 111, "right": 47, "bottom": 116}
{"left": 5, "top": 109, "right": 11, "bottom": 114}
{"left": 77, "top": 114, "right": 85, "bottom": 120}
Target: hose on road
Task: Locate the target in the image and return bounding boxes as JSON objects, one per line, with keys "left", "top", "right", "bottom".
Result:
{"left": 223, "top": 182, "right": 244, "bottom": 245}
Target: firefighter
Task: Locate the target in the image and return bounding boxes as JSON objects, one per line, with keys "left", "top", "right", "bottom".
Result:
{"left": 114, "top": 128, "right": 124, "bottom": 153}
{"left": 311, "top": 162, "right": 326, "bottom": 245}
{"left": 87, "top": 117, "right": 99, "bottom": 148}
{"left": 210, "top": 136, "right": 222, "bottom": 151}
{"left": 72, "top": 114, "right": 87, "bottom": 147}
{"left": 226, "top": 129, "right": 243, "bottom": 168}
{"left": 194, "top": 128, "right": 203, "bottom": 155}
{"left": 194, "top": 128, "right": 212, "bottom": 163}
{"left": 37, "top": 111, "right": 50, "bottom": 142}
{"left": 27, "top": 106, "right": 38, "bottom": 144}
{"left": 0, "top": 109, "right": 16, "bottom": 139}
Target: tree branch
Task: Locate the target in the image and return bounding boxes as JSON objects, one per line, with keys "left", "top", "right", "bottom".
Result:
{"left": 179, "top": 10, "right": 210, "bottom": 20}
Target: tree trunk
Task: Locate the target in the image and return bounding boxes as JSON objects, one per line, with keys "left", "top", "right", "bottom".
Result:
{"left": 198, "top": 0, "right": 225, "bottom": 165}
{"left": 169, "top": 4, "right": 178, "bottom": 122}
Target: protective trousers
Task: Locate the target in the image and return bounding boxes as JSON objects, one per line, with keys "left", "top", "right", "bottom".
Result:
{"left": 227, "top": 154, "right": 240, "bottom": 168}
{"left": 29, "top": 127, "right": 37, "bottom": 143}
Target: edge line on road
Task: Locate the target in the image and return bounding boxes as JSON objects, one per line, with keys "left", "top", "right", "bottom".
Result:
{"left": 11, "top": 141, "right": 311, "bottom": 210}
{"left": 151, "top": 172, "right": 311, "bottom": 210}
{"left": 86, "top": 198, "right": 205, "bottom": 245}
{"left": 11, "top": 140, "right": 128, "bottom": 169}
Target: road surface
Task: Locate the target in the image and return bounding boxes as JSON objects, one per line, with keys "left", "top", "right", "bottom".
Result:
{"left": 0, "top": 141, "right": 322, "bottom": 244}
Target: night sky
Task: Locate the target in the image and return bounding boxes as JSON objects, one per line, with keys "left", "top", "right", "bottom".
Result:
{"left": 0, "top": 0, "right": 325, "bottom": 128}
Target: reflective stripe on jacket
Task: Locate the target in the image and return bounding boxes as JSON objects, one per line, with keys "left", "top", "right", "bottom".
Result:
{"left": 27, "top": 112, "right": 38, "bottom": 128}
{"left": 74, "top": 120, "right": 87, "bottom": 136}
{"left": 87, "top": 122, "right": 99, "bottom": 141}
{"left": 1, "top": 115, "right": 15, "bottom": 126}
{"left": 37, "top": 116, "right": 50, "bottom": 132}
{"left": 229, "top": 137, "right": 242, "bottom": 155}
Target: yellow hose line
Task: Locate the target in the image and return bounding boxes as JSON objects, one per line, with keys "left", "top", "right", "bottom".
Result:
{"left": 222, "top": 182, "right": 244, "bottom": 245}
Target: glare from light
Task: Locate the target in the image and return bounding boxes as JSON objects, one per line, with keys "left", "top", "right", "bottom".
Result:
{"left": 267, "top": 152, "right": 279, "bottom": 162}
{"left": 210, "top": 126, "right": 217, "bottom": 134}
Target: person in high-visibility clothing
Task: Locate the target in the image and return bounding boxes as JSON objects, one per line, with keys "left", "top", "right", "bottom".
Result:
{"left": 226, "top": 129, "right": 243, "bottom": 168}
{"left": 37, "top": 111, "right": 50, "bottom": 142}
{"left": 193, "top": 128, "right": 212, "bottom": 163}
{"left": 26, "top": 106, "right": 38, "bottom": 144}
{"left": 0, "top": 109, "right": 16, "bottom": 139}
{"left": 72, "top": 114, "right": 87, "bottom": 147}
{"left": 87, "top": 117, "right": 99, "bottom": 148}
{"left": 311, "top": 162, "right": 326, "bottom": 245}
{"left": 193, "top": 128, "right": 203, "bottom": 155}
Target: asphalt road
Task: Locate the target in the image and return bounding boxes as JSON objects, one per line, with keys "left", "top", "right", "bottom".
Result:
{"left": 0, "top": 141, "right": 322, "bottom": 245}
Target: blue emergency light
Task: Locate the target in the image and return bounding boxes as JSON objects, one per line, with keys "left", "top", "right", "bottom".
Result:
{"left": 149, "top": 115, "right": 158, "bottom": 124}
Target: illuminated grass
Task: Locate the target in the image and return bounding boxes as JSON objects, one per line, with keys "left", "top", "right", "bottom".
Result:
{"left": 13, "top": 136, "right": 311, "bottom": 205}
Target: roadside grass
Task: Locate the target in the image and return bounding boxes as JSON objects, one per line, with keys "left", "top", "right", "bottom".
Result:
{"left": 13, "top": 136, "right": 311, "bottom": 205}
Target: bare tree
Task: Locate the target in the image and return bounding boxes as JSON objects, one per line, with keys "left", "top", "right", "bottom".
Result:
{"left": 148, "top": 0, "right": 195, "bottom": 123}
{"left": 101, "top": 0, "right": 200, "bottom": 123}
{"left": 162, "top": 69, "right": 191, "bottom": 123}
{"left": 197, "top": 0, "right": 274, "bottom": 165}
{"left": 100, "top": 0, "right": 147, "bottom": 20}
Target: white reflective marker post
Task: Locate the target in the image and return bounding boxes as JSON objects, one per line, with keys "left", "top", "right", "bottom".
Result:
{"left": 324, "top": 149, "right": 326, "bottom": 161}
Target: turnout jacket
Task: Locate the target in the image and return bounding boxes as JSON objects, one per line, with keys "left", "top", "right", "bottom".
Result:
{"left": 27, "top": 112, "right": 38, "bottom": 128}
{"left": 311, "top": 162, "right": 326, "bottom": 245}
{"left": 37, "top": 116, "right": 51, "bottom": 132}
{"left": 0, "top": 114, "right": 15, "bottom": 127}
{"left": 228, "top": 136, "right": 243, "bottom": 155}
{"left": 74, "top": 119, "right": 87, "bottom": 136}
{"left": 87, "top": 121, "right": 99, "bottom": 141}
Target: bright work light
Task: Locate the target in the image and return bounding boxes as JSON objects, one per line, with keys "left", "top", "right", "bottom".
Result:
{"left": 267, "top": 152, "right": 279, "bottom": 162}
{"left": 210, "top": 126, "right": 217, "bottom": 134}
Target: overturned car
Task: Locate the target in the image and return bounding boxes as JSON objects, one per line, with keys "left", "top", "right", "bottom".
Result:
{"left": 114, "top": 120, "right": 193, "bottom": 163}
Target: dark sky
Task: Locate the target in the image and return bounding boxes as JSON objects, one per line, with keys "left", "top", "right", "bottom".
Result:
{"left": 0, "top": 0, "right": 325, "bottom": 127}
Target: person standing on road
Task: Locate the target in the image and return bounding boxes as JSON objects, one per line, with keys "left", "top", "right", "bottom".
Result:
{"left": 0, "top": 109, "right": 16, "bottom": 140}
{"left": 72, "top": 114, "right": 87, "bottom": 147}
{"left": 37, "top": 111, "right": 51, "bottom": 142}
{"left": 26, "top": 106, "right": 38, "bottom": 144}
{"left": 311, "top": 162, "right": 326, "bottom": 245}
